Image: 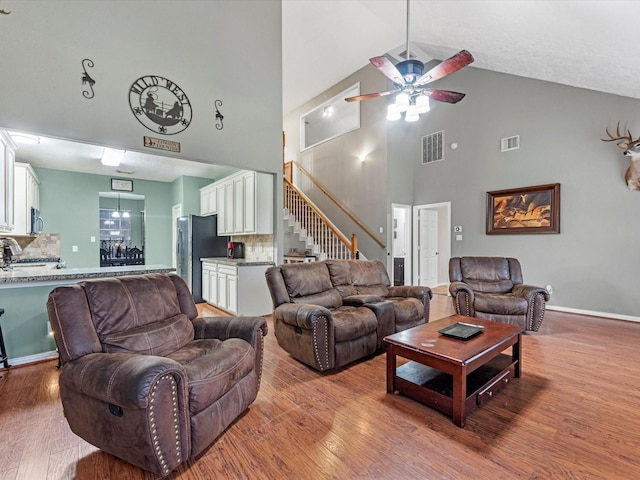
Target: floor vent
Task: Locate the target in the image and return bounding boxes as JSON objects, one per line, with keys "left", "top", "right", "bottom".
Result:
{"left": 422, "top": 130, "right": 444, "bottom": 165}
{"left": 501, "top": 135, "right": 520, "bottom": 152}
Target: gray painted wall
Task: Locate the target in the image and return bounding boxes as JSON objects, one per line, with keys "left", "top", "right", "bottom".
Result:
{"left": 0, "top": 1, "right": 284, "bottom": 265}
{"left": 285, "top": 64, "right": 640, "bottom": 318}
{"left": 283, "top": 65, "right": 390, "bottom": 262}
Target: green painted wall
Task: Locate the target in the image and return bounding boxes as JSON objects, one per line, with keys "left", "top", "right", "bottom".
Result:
{"left": 0, "top": 285, "right": 58, "bottom": 360}
{"left": 172, "top": 176, "right": 214, "bottom": 216}
{"left": 35, "top": 167, "right": 178, "bottom": 268}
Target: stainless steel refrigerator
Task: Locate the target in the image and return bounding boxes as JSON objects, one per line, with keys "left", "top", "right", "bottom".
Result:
{"left": 176, "top": 215, "right": 229, "bottom": 303}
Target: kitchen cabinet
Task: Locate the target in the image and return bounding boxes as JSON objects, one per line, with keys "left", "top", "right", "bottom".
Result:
{"left": 0, "top": 131, "right": 16, "bottom": 232}
{"left": 199, "top": 183, "right": 217, "bottom": 216}
{"left": 202, "top": 170, "right": 273, "bottom": 236}
{"left": 201, "top": 259, "right": 273, "bottom": 316}
{"left": 202, "top": 261, "right": 217, "bottom": 303}
{"left": 216, "top": 264, "right": 238, "bottom": 313}
{"left": 13, "top": 162, "right": 40, "bottom": 235}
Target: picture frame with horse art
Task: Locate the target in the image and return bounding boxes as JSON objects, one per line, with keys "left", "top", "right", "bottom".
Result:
{"left": 486, "top": 183, "right": 560, "bottom": 235}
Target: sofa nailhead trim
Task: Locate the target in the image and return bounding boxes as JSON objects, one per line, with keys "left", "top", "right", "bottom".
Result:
{"left": 149, "top": 375, "right": 181, "bottom": 476}
{"left": 311, "top": 316, "right": 329, "bottom": 371}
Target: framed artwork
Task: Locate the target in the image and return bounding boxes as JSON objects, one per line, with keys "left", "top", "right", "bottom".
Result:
{"left": 486, "top": 183, "right": 560, "bottom": 234}
{"left": 111, "top": 178, "right": 133, "bottom": 192}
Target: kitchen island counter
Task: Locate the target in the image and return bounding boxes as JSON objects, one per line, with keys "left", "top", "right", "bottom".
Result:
{"left": 0, "top": 264, "right": 176, "bottom": 364}
{"left": 0, "top": 264, "right": 176, "bottom": 287}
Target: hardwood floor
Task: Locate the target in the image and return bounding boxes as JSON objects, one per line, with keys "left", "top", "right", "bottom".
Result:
{"left": 1, "top": 296, "right": 639, "bottom": 479}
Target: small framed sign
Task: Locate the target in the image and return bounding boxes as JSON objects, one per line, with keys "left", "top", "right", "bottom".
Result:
{"left": 111, "top": 178, "right": 133, "bottom": 192}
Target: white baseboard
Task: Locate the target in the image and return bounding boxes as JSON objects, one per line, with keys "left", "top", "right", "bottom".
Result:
{"left": 6, "top": 350, "right": 58, "bottom": 367}
{"left": 546, "top": 304, "right": 640, "bottom": 323}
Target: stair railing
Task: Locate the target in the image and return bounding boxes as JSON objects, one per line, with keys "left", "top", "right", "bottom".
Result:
{"left": 285, "top": 160, "right": 385, "bottom": 252}
{"left": 284, "top": 179, "right": 357, "bottom": 259}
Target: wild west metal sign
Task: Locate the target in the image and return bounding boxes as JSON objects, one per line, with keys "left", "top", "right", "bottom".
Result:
{"left": 129, "top": 75, "right": 192, "bottom": 135}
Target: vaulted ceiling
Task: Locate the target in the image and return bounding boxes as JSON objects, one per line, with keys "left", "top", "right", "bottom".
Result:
{"left": 282, "top": 0, "right": 640, "bottom": 114}
{"left": 9, "top": 1, "right": 640, "bottom": 180}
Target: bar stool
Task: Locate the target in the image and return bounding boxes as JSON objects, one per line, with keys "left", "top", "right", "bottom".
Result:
{"left": 0, "top": 308, "right": 10, "bottom": 376}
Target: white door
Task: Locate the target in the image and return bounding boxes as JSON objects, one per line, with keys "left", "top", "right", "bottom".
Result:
{"left": 418, "top": 209, "right": 438, "bottom": 287}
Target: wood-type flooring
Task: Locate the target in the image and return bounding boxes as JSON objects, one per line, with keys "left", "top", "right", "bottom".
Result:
{"left": 1, "top": 295, "right": 639, "bottom": 479}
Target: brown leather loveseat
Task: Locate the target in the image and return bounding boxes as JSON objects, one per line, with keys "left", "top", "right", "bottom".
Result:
{"left": 47, "top": 273, "right": 267, "bottom": 476}
{"left": 265, "top": 259, "right": 431, "bottom": 371}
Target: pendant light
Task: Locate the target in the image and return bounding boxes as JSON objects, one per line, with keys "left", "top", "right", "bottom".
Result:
{"left": 112, "top": 194, "right": 130, "bottom": 219}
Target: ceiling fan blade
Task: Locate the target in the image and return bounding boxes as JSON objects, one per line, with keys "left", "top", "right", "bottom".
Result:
{"left": 370, "top": 56, "right": 406, "bottom": 85}
{"left": 345, "top": 89, "right": 398, "bottom": 102}
{"left": 423, "top": 89, "right": 467, "bottom": 104}
{"left": 415, "top": 50, "right": 474, "bottom": 86}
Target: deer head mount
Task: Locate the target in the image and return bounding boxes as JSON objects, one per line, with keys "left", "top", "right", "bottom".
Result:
{"left": 602, "top": 122, "right": 640, "bottom": 191}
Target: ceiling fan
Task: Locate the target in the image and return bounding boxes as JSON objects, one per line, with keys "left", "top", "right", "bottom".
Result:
{"left": 345, "top": 0, "right": 474, "bottom": 121}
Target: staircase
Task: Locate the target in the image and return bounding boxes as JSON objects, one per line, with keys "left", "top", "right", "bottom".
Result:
{"left": 283, "top": 181, "right": 356, "bottom": 260}
{"left": 283, "top": 208, "right": 326, "bottom": 260}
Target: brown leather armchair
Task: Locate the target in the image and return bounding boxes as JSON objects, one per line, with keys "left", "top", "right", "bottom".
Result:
{"left": 46, "top": 273, "right": 267, "bottom": 476}
{"left": 449, "top": 256, "right": 549, "bottom": 331}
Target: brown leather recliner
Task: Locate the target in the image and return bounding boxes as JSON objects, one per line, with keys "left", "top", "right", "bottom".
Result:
{"left": 448, "top": 256, "right": 550, "bottom": 331}
{"left": 46, "top": 273, "right": 267, "bottom": 476}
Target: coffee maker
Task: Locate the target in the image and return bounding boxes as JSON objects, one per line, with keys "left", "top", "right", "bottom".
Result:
{"left": 227, "top": 241, "right": 244, "bottom": 259}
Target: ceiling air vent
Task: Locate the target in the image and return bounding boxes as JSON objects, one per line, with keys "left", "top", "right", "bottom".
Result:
{"left": 501, "top": 135, "right": 520, "bottom": 152}
{"left": 422, "top": 130, "right": 444, "bottom": 165}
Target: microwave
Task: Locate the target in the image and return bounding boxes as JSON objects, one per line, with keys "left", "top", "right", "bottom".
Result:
{"left": 30, "top": 207, "right": 44, "bottom": 235}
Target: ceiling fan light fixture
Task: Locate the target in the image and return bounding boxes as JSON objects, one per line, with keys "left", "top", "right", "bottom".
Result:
{"left": 415, "top": 94, "right": 431, "bottom": 114}
{"left": 386, "top": 104, "right": 401, "bottom": 121}
{"left": 395, "top": 93, "right": 410, "bottom": 112}
{"left": 405, "top": 105, "right": 420, "bottom": 122}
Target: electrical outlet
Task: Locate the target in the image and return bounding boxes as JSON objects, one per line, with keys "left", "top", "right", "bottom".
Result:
{"left": 546, "top": 284, "right": 553, "bottom": 294}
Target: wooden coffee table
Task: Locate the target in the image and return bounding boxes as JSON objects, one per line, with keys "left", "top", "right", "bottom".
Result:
{"left": 384, "top": 314, "right": 524, "bottom": 427}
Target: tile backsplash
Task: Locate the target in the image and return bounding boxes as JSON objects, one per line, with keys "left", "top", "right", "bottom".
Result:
{"left": 10, "top": 233, "right": 61, "bottom": 259}
{"left": 231, "top": 234, "right": 274, "bottom": 262}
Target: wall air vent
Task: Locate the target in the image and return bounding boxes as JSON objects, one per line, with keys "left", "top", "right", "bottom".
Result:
{"left": 422, "top": 130, "right": 444, "bottom": 165}
{"left": 501, "top": 135, "right": 520, "bottom": 152}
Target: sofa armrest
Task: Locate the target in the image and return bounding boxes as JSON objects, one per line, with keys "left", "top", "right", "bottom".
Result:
{"left": 192, "top": 316, "right": 268, "bottom": 345}
{"left": 449, "top": 281, "right": 475, "bottom": 316}
{"left": 59, "top": 352, "right": 187, "bottom": 409}
{"left": 387, "top": 285, "right": 433, "bottom": 301}
{"left": 343, "top": 294, "right": 383, "bottom": 306}
{"left": 512, "top": 284, "right": 550, "bottom": 302}
{"left": 273, "top": 303, "right": 333, "bottom": 330}
{"left": 448, "top": 281, "right": 474, "bottom": 298}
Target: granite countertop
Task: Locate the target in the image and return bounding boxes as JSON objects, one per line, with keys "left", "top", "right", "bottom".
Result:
{"left": 200, "top": 257, "right": 274, "bottom": 267}
{"left": 0, "top": 264, "right": 176, "bottom": 286}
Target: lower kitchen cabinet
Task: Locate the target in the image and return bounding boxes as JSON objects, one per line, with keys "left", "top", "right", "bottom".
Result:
{"left": 201, "top": 259, "right": 273, "bottom": 316}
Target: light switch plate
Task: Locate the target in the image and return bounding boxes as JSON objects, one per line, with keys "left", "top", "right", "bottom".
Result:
{"left": 72, "top": 245, "right": 78, "bottom": 252}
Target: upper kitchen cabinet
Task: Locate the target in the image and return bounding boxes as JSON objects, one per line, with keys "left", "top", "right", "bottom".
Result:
{"left": 201, "top": 170, "right": 273, "bottom": 235}
{"left": 200, "top": 183, "right": 217, "bottom": 216}
{"left": 13, "top": 162, "right": 40, "bottom": 235}
{"left": 0, "top": 131, "right": 16, "bottom": 233}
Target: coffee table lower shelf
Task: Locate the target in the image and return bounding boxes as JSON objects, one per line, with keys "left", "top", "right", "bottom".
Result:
{"left": 394, "top": 354, "right": 516, "bottom": 420}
